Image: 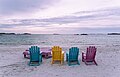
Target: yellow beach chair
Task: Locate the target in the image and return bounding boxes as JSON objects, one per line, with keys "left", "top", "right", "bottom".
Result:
{"left": 51, "top": 46, "right": 64, "bottom": 64}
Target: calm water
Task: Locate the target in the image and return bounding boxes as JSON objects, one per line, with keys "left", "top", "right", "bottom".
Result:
{"left": 0, "top": 34, "right": 120, "bottom": 47}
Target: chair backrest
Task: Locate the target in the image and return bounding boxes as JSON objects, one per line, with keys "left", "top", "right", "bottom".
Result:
{"left": 69, "top": 47, "right": 79, "bottom": 61}
{"left": 29, "top": 46, "right": 40, "bottom": 61}
{"left": 52, "top": 46, "right": 62, "bottom": 60}
{"left": 86, "top": 46, "right": 96, "bottom": 61}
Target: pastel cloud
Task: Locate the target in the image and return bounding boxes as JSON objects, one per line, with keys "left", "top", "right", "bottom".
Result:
{"left": 0, "top": 0, "right": 120, "bottom": 34}
{"left": 0, "top": 0, "right": 57, "bottom": 15}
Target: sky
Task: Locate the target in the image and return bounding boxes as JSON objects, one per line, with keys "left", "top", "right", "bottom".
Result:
{"left": 0, "top": 0, "right": 120, "bottom": 34}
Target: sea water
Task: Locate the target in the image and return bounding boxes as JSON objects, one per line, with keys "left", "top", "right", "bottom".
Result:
{"left": 0, "top": 34, "right": 120, "bottom": 48}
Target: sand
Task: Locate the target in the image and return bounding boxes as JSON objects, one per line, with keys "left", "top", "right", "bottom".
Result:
{"left": 0, "top": 45, "right": 120, "bottom": 77}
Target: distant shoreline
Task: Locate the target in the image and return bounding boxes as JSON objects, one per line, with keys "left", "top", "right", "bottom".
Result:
{"left": 107, "top": 33, "right": 120, "bottom": 35}
{"left": 0, "top": 33, "right": 120, "bottom": 35}
{"left": 0, "top": 33, "right": 31, "bottom": 35}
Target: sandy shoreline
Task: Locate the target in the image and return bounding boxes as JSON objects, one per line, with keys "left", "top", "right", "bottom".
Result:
{"left": 0, "top": 45, "right": 120, "bottom": 77}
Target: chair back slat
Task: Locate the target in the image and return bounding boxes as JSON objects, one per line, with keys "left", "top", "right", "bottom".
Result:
{"left": 52, "top": 46, "right": 62, "bottom": 60}
{"left": 69, "top": 47, "right": 79, "bottom": 61}
{"left": 29, "top": 46, "right": 40, "bottom": 62}
{"left": 86, "top": 46, "right": 96, "bottom": 61}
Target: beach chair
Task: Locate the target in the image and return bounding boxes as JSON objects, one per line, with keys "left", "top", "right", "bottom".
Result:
{"left": 51, "top": 46, "right": 64, "bottom": 64}
{"left": 82, "top": 46, "right": 97, "bottom": 65}
{"left": 66, "top": 47, "right": 80, "bottom": 66}
{"left": 29, "top": 46, "right": 42, "bottom": 66}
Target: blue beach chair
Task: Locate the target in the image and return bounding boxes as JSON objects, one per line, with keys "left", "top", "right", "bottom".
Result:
{"left": 66, "top": 47, "right": 80, "bottom": 66}
{"left": 29, "top": 46, "right": 42, "bottom": 66}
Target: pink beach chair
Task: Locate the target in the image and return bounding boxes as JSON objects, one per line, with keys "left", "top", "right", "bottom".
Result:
{"left": 82, "top": 46, "right": 98, "bottom": 65}
{"left": 23, "top": 50, "right": 30, "bottom": 59}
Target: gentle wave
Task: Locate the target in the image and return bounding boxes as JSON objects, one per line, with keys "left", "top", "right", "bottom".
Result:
{"left": 0, "top": 34, "right": 120, "bottom": 47}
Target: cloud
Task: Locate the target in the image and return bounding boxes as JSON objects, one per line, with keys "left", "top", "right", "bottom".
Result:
{"left": 1, "top": 7, "right": 120, "bottom": 27}
{"left": 0, "top": 0, "right": 57, "bottom": 15}
{"left": 0, "top": 7, "right": 120, "bottom": 33}
{"left": 75, "top": 27, "right": 120, "bottom": 33}
{"left": 25, "top": 7, "right": 119, "bottom": 25}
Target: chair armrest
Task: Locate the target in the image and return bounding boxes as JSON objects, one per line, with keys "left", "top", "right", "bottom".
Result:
{"left": 23, "top": 51, "right": 30, "bottom": 55}
{"left": 62, "top": 51, "right": 64, "bottom": 54}
{"left": 82, "top": 51, "right": 85, "bottom": 53}
{"left": 82, "top": 51, "right": 86, "bottom": 57}
{"left": 66, "top": 51, "right": 69, "bottom": 55}
{"left": 39, "top": 52, "right": 42, "bottom": 55}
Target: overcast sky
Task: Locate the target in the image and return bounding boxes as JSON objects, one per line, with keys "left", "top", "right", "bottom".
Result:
{"left": 0, "top": 0, "right": 120, "bottom": 34}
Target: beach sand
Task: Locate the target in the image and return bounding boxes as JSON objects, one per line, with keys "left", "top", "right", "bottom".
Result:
{"left": 0, "top": 45, "right": 120, "bottom": 77}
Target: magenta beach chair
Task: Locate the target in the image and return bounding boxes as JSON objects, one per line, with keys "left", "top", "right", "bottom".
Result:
{"left": 23, "top": 50, "right": 30, "bottom": 59}
{"left": 82, "top": 46, "right": 97, "bottom": 65}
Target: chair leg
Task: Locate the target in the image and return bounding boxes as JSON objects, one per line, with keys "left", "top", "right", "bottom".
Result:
{"left": 66, "top": 54, "right": 68, "bottom": 61}
{"left": 77, "top": 60, "right": 80, "bottom": 65}
{"left": 84, "top": 60, "right": 97, "bottom": 66}
{"left": 61, "top": 54, "right": 64, "bottom": 64}
{"left": 51, "top": 61, "right": 53, "bottom": 64}
{"left": 94, "top": 60, "right": 98, "bottom": 66}
{"left": 41, "top": 58, "right": 42, "bottom": 62}
{"left": 82, "top": 53, "right": 85, "bottom": 62}
{"left": 82, "top": 59, "right": 84, "bottom": 62}
{"left": 24, "top": 54, "right": 26, "bottom": 58}
{"left": 68, "top": 60, "right": 71, "bottom": 66}
{"left": 39, "top": 55, "right": 42, "bottom": 62}
{"left": 51, "top": 59, "right": 54, "bottom": 64}
{"left": 84, "top": 60, "right": 89, "bottom": 65}
{"left": 61, "top": 60, "right": 63, "bottom": 64}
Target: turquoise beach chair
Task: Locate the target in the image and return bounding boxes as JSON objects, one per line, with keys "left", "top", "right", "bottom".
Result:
{"left": 66, "top": 47, "right": 80, "bottom": 66}
{"left": 29, "top": 46, "right": 42, "bottom": 66}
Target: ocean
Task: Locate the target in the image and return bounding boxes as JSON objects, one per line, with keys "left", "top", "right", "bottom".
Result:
{"left": 0, "top": 34, "right": 120, "bottom": 48}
